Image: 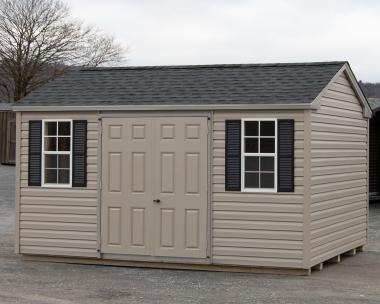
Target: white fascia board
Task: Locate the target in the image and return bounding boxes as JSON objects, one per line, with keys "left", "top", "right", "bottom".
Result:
{"left": 310, "top": 64, "right": 347, "bottom": 110}
{"left": 12, "top": 103, "right": 312, "bottom": 112}
{"left": 343, "top": 64, "right": 373, "bottom": 118}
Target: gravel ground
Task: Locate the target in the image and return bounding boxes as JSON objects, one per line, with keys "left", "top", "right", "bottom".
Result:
{"left": 0, "top": 164, "right": 379, "bottom": 304}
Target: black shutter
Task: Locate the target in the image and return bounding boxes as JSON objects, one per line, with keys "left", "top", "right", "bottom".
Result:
{"left": 225, "top": 120, "right": 241, "bottom": 191}
{"left": 277, "top": 119, "right": 294, "bottom": 192}
{"left": 28, "top": 120, "right": 42, "bottom": 186}
{"left": 72, "top": 120, "right": 87, "bottom": 187}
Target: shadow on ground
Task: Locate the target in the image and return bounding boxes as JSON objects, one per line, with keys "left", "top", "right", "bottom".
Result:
{"left": 0, "top": 165, "right": 379, "bottom": 304}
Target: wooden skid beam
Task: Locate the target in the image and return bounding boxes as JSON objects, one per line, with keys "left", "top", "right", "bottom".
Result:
{"left": 21, "top": 255, "right": 311, "bottom": 276}
{"left": 327, "top": 255, "right": 341, "bottom": 264}
{"left": 356, "top": 245, "right": 364, "bottom": 252}
{"left": 344, "top": 248, "right": 357, "bottom": 256}
{"left": 312, "top": 262, "right": 323, "bottom": 271}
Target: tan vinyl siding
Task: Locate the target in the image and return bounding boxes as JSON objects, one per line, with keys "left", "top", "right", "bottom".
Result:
{"left": 18, "top": 112, "right": 99, "bottom": 258}
{"left": 212, "top": 110, "right": 305, "bottom": 269}
{"left": 309, "top": 72, "right": 368, "bottom": 266}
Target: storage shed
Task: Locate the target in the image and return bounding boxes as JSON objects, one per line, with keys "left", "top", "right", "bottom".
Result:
{"left": 13, "top": 62, "right": 371, "bottom": 275}
{"left": 368, "top": 98, "right": 380, "bottom": 196}
{"left": 0, "top": 103, "right": 16, "bottom": 165}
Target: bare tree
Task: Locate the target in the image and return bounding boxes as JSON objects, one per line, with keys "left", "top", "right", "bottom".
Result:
{"left": 0, "top": 0, "right": 126, "bottom": 101}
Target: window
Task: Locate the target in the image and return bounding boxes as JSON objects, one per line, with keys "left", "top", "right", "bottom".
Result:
{"left": 242, "top": 119, "right": 277, "bottom": 192}
{"left": 42, "top": 120, "right": 72, "bottom": 187}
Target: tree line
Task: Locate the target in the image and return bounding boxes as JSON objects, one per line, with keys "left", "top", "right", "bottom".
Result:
{"left": 359, "top": 81, "right": 380, "bottom": 99}
{"left": 1, "top": 0, "right": 378, "bottom": 103}
{"left": 0, "top": 0, "right": 126, "bottom": 102}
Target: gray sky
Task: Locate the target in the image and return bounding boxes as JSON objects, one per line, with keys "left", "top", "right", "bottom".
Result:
{"left": 66, "top": 0, "right": 380, "bottom": 82}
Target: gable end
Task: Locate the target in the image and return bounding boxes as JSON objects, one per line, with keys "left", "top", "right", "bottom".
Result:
{"left": 311, "top": 63, "right": 372, "bottom": 118}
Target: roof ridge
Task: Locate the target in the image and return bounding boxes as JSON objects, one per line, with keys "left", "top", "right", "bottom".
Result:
{"left": 81, "top": 61, "right": 347, "bottom": 71}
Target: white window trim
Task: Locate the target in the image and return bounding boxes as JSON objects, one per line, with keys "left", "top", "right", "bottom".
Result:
{"left": 241, "top": 118, "right": 277, "bottom": 193}
{"left": 41, "top": 119, "right": 73, "bottom": 188}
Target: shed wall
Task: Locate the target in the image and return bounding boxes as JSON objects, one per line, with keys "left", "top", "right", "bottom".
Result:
{"left": 16, "top": 94, "right": 368, "bottom": 270}
{"left": 212, "top": 110, "right": 306, "bottom": 269}
{"left": 18, "top": 112, "right": 100, "bottom": 257}
{"left": 309, "top": 72, "right": 368, "bottom": 266}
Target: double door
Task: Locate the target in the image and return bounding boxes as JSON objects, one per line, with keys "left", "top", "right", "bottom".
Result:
{"left": 101, "top": 117, "right": 208, "bottom": 259}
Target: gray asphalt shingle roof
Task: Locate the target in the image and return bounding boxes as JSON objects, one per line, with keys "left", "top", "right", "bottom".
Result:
{"left": 17, "top": 62, "right": 346, "bottom": 107}
{"left": 0, "top": 103, "right": 13, "bottom": 111}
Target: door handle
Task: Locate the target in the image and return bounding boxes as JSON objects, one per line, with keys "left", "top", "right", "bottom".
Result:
{"left": 153, "top": 199, "right": 161, "bottom": 203}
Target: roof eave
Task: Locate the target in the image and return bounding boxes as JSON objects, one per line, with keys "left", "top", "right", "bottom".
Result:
{"left": 12, "top": 103, "right": 313, "bottom": 112}
{"left": 0, "top": 103, "right": 14, "bottom": 111}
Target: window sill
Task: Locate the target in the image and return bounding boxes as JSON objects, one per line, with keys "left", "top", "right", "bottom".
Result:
{"left": 41, "top": 184, "right": 72, "bottom": 188}
{"left": 241, "top": 188, "right": 277, "bottom": 193}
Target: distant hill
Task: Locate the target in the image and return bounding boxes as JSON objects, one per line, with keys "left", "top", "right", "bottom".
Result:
{"left": 359, "top": 81, "right": 380, "bottom": 99}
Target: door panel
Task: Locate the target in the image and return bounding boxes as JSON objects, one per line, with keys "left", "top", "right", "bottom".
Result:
{"left": 131, "top": 208, "right": 146, "bottom": 246}
{"left": 153, "top": 117, "right": 208, "bottom": 258}
{"left": 108, "top": 153, "right": 122, "bottom": 192}
{"left": 101, "top": 117, "right": 208, "bottom": 259}
{"left": 131, "top": 153, "right": 146, "bottom": 192}
{"left": 108, "top": 207, "right": 121, "bottom": 245}
{"left": 160, "top": 152, "right": 175, "bottom": 193}
{"left": 160, "top": 208, "right": 175, "bottom": 247}
{"left": 101, "top": 118, "right": 153, "bottom": 255}
{"left": 185, "top": 209, "right": 199, "bottom": 248}
{"left": 185, "top": 153, "right": 200, "bottom": 193}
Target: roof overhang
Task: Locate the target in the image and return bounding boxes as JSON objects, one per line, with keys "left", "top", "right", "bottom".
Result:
{"left": 371, "top": 107, "right": 380, "bottom": 114}
{"left": 0, "top": 103, "right": 13, "bottom": 111}
{"left": 12, "top": 103, "right": 313, "bottom": 112}
{"left": 310, "top": 62, "right": 372, "bottom": 118}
